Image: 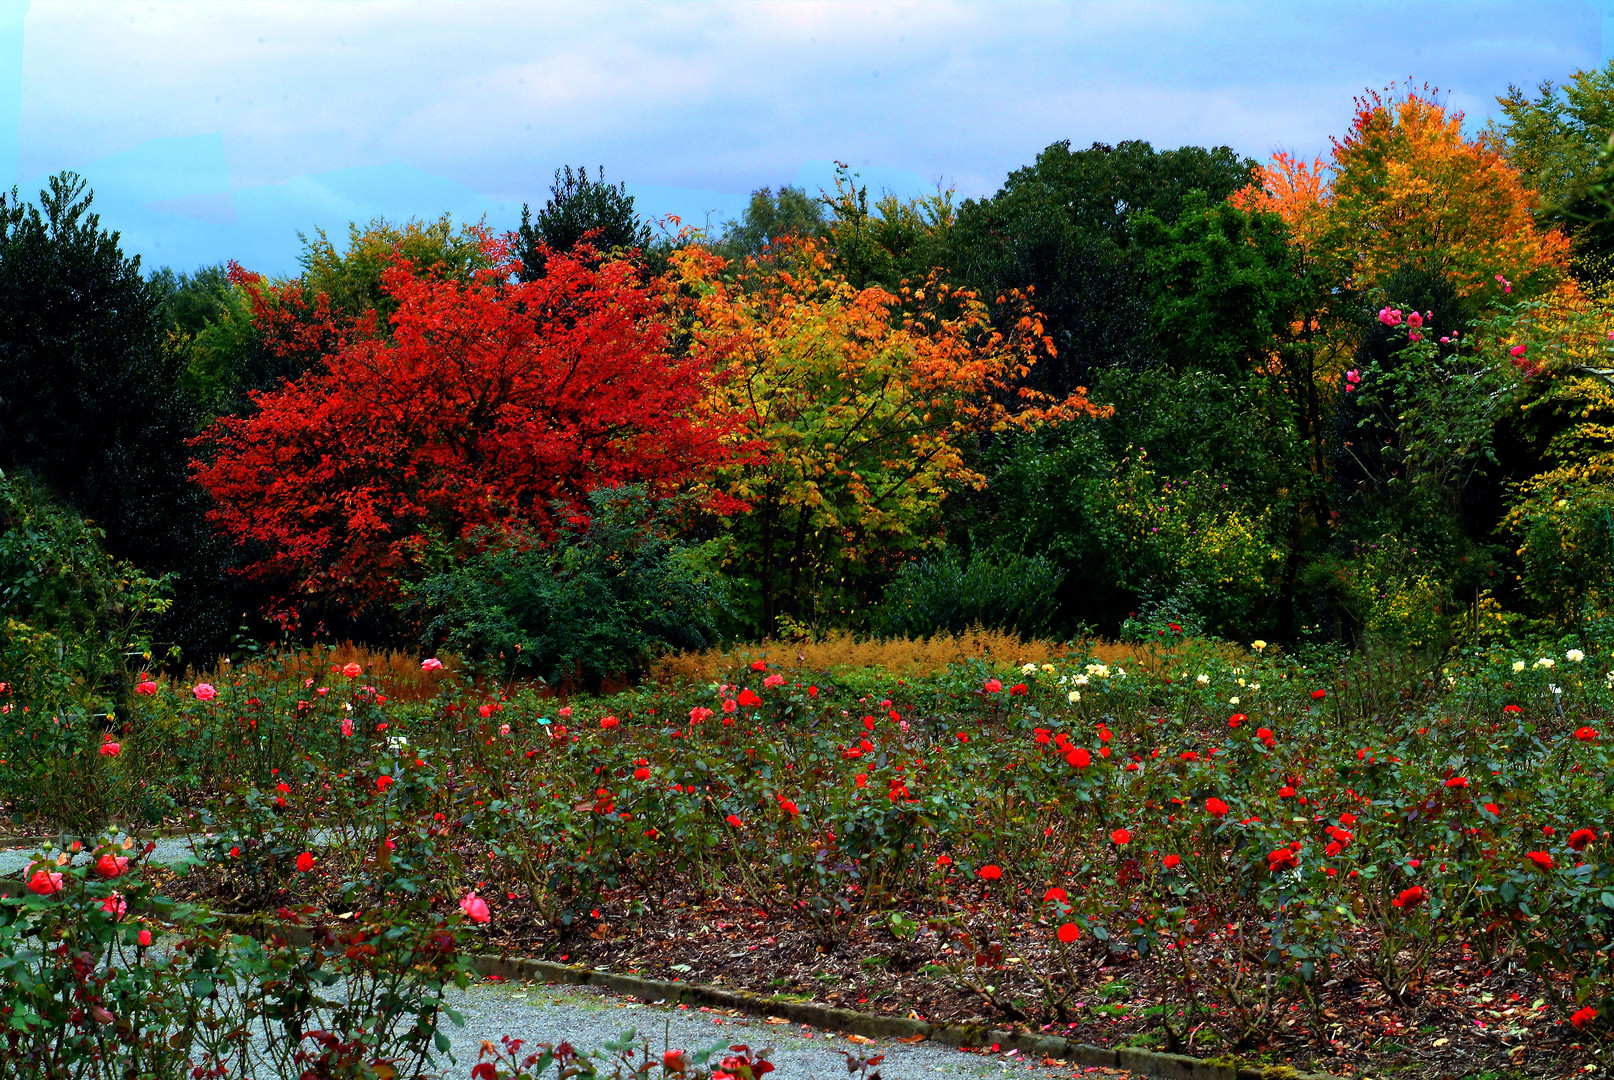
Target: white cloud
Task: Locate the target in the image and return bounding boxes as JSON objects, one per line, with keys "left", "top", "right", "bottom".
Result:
{"left": 10, "top": 0, "right": 1601, "bottom": 271}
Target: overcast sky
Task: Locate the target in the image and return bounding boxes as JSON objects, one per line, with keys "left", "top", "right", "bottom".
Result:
{"left": 0, "top": 1, "right": 1606, "bottom": 275}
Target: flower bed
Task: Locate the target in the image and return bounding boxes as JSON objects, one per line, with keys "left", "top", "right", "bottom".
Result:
{"left": 8, "top": 638, "right": 1614, "bottom": 1076}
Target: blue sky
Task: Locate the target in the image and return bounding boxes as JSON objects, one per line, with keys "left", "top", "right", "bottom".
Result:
{"left": 0, "top": 1, "right": 1606, "bottom": 276}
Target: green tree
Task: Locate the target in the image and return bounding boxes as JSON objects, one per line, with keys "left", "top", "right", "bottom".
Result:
{"left": 1133, "top": 193, "right": 1302, "bottom": 378}
{"left": 513, "top": 165, "right": 655, "bottom": 281}
{"left": 0, "top": 173, "right": 231, "bottom": 663}
{"left": 149, "top": 263, "right": 258, "bottom": 415}
{"left": 716, "top": 184, "right": 827, "bottom": 259}
{"left": 1493, "top": 63, "right": 1614, "bottom": 281}
{"left": 822, "top": 166, "right": 957, "bottom": 293}
{"left": 300, "top": 213, "right": 493, "bottom": 321}
{"left": 948, "top": 140, "right": 1257, "bottom": 396}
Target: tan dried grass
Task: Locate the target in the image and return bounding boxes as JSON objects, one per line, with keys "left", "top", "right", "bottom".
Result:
{"left": 648, "top": 629, "right": 1227, "bottom": 684}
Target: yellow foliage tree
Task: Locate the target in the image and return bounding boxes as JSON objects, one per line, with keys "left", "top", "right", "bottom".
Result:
{"left": 668, "top": 239, "right": 1107, "bottom": 633}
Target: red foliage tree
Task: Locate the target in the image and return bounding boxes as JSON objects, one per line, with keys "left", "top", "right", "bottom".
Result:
{"left": 193, "top": 244, "right": 741, "bottom": 623}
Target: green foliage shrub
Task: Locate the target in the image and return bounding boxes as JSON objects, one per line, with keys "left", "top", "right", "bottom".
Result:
{"left": 0, "top": 835, "right": 472, "bottom": 1077}
{"left": 0, "top": 473, "right": 170, "bottom": 832}
{"left": 873, "top": 548, "right": 1064, "bottom": 639}
{"left": 411, "top": 486, "right": 727, "bottom": 687}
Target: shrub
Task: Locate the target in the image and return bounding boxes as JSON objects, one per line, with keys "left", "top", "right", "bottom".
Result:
{"left": 412, "top": 487, "right": 728, "bottom": 687}
{"left": 874, "top": 549, "right": 1064, "bottom": 639}
{"left": 0, "top": 835, "right": 472, "bottom": 1078}
{"left": 0, "top": 473, "right": 170, "bottom": 831}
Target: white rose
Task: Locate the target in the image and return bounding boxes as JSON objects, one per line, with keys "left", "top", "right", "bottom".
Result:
{"left": 1068, "top": 690, "right": 1081, "bottom": 704}
{"left": 1512, "top": 661, "right": 1526, "bottom": 673}
{"left": 1196, "top": 674, "right": 1210, "bottom": 685}
{"left": 1229, "top": 696, "right": 1240, "bottom": 705}
{"left": 1567, "top": 649, "right": 1586, "bottom": 663}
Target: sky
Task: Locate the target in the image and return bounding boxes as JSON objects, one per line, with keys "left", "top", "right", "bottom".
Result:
{"left": 0, "top": 0, "right": 1608, "bottom": 276}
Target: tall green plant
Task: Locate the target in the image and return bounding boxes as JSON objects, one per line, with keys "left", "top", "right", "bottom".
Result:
{"left": 874, "top": 549, "right": 1064, "bottom": 639}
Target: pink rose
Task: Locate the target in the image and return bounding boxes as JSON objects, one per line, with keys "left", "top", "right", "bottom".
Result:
{"left": 420, "top": 657, "right": 443, "bottom": 672}
{"left": 459, "top": 892, "right": 491, "bottom": 923}
{"left": 192, "top": 683, "right": 217, "bottom": 702}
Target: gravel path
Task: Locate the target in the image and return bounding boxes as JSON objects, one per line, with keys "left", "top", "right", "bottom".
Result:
{"left": 438, "top": 978, "right": 1114, "bottom": 1080}
{"left": 0, "top": 830, "right": 342, "bottom": 877}
{"left": 0, "top": 833, "right": 199, "bottom": 877}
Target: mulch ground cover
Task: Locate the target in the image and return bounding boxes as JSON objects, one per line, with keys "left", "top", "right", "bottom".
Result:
{"left": 153, "top": 865, "right": 1598, "bottom": 1080}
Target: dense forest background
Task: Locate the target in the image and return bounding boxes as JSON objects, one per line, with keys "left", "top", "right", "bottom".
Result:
{"left": 7, "top": 73, "right": 1614, "bottom": 689}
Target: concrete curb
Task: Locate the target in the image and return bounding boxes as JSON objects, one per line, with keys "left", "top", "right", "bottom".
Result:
{"left": 463, "top": 952, "right": 1333, "bottom": 1080}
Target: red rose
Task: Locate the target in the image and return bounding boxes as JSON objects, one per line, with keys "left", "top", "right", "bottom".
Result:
{"left": 978, "top": 864, "right": 1002, "bottom": 881}
{"left": 1111, "top": 828, "right": 1131, "bottom": 846}
{"left": 1267, "top": 848, "right": 1297, "bottom": 872}
{"left": 1205, "top": 797, "right": 1229, "bottom": 817}
{"left": 1570, "top": 828, "right": 1597, "bottom": 851}
{"left": 1526, "top": 851, "right": 1555, "bottom": 871}
{"left": 1392, "top": 885, "right": 1426, "bottom": 910}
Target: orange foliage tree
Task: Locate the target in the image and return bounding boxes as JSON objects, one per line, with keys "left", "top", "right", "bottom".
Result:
{"left": 1234, "top": 86, "right": 1570, "bottom": 298}
{"left": 669, "top": 238, "right": 1108, "bottom": 632}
